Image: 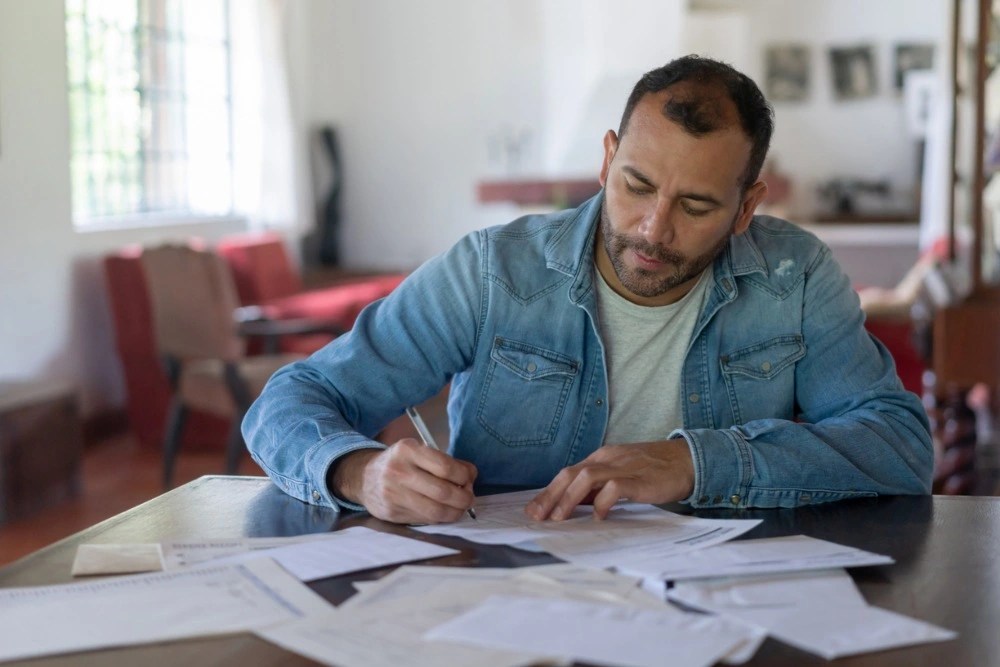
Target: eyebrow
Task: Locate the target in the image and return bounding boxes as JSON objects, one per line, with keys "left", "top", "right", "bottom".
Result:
{"left": 620, "top": 166, "right": 723, "bottom": 207}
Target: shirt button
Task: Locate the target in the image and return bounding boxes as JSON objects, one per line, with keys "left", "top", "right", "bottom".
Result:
{"left": 312, "top": 490, "right": 321, "bottom": 501}
{"left": 595, "top": 398, "right": 604, "bottom": 406}
{"left": 730, "top": 495, "right": 741, "bottom": 505}
{"left": 526, "top": 362, "right": 537, "bottom": 372}
{"left": 688, "top": 393, "right": 700, "bottom": 403}
{"left": 761, "top": 361, "right": 772, "bottom": 372}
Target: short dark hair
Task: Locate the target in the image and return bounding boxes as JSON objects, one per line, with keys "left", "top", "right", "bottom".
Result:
{"left": 618, "top": 55, "right": 774, "bottom": 192}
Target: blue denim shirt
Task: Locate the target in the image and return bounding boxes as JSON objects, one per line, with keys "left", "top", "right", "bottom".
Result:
{"left": 243, "top": 193, "right": 932, "bottom": 511}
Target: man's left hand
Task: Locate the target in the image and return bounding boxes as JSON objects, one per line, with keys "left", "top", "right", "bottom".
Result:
{"left": 525, "top": 439, "right": 695, "bottom": 521}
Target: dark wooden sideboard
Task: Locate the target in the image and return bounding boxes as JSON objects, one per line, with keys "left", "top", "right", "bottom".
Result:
{"left": 0, "top": 382, "right": 82, "bottom": 525}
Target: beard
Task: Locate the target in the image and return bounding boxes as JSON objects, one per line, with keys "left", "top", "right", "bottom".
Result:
{"left": 600, "top": 198, "right": 734, "bottom": 299}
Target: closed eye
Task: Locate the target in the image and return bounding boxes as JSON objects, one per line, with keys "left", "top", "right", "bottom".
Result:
{"left": 681, "top": 201, "right": 713, "bottom": 216}
{"left": 624, "top": 177, "right": 653, "bottom": 196}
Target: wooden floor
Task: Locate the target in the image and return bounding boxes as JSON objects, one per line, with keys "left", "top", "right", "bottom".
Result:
{"left": 0, "top": 433, "right": 264, "bottom": 568}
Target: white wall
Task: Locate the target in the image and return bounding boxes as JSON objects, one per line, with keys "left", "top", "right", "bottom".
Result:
{"left": 297, "top": 0, "right": 552, "bottom": 269}
{"left": 540, "top": 0, "right": 686, "bottom": 173}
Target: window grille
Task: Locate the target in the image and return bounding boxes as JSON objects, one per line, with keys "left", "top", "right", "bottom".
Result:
{"left": 65, "top": 0, "right": 233, "bottom": 225}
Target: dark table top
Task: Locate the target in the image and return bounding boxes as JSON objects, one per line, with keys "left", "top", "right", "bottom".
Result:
{"left": 1, "top": 476, "right": 997, "bottom": 666}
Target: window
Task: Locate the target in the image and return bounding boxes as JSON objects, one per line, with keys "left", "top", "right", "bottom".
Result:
{"left": 65, "top": 0, "right": 234, "bottom": 226}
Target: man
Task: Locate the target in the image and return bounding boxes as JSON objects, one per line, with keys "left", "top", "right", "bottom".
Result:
{"left": 243, "top": 56, "right": 932, "bottom": 525}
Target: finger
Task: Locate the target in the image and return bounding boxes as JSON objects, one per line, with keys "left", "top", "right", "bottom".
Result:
{"left": 590, "top": 479, "right": 636, "bottom": 519}
{"left": 525, "top": 466, "right": 577, "bottom": 521}
{"left": 549, "top": 465, "right": 617, "bottom": 521}
{"left": 405, "top": 465, "right": 476, "bottom": 512}
{"left": 368, "top": 470, "right": 468, "bottom": 524}
{"left": 385, "top": 489, "right": 466, "bottom": 525}
{"left": 400, "top": 440, "right": 477, "bottom": 487}
{"left": 385, "top": 446, "right": 473, "bottom": 511}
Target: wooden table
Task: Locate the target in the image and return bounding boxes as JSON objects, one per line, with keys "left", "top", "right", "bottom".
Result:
{"left": 1, "top": 476, "right": 997, "bottom": 666}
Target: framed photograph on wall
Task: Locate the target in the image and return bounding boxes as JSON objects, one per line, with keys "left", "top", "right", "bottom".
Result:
{"left": 765, "top": 44, "right": 810, "bottom": 102}
{"left": 829, "top": 45, "right": 878, "bottom": 100}
{"left": 894, "top": 43, "right": 935, "bottom": 91}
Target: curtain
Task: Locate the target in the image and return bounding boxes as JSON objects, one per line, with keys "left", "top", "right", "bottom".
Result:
{"left": 230, "top": 0, "right": 298, "bottom": 230}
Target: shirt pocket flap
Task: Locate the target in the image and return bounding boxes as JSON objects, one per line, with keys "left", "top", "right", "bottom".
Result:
{"left": 490, "top": 338, "right": 578, "bottom": 381}
{"left": 721, "top": 335, "right": 805, "bottom": 380}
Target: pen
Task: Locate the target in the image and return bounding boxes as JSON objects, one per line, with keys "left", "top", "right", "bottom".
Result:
{"left": 405, "top": 406, "right": 477, "bottom": 520}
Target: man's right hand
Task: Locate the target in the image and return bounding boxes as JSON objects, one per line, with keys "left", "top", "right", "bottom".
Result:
{"left": 328, "top": 439, "right": 477, "bottom": 524}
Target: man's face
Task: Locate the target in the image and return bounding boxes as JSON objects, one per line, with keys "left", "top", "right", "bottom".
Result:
{"left": 596, "top": 90, "right": 767, "bottom": 307}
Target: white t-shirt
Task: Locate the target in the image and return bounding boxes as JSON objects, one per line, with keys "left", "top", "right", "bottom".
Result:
{"left": 594, "top": 265, "right": 713, "bottom": 444}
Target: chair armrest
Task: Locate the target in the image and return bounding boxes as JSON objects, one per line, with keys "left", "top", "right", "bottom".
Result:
{"left": 234, "top": 306, "right": 346, "bottom": 354}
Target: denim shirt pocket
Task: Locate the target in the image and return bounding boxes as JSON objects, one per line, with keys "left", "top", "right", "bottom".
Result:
{"left": 720, "top": 334, "right": 805, "bottom": 423}
{"left": 477, "top": 337, "right": 579, "bottom": 447}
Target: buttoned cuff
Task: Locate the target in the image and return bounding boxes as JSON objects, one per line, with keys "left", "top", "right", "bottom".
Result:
{"left": 669, "top": 427, "right": 752, "bottom": 508}
{"left": 308, "top": 433, "right": 386, "bottom": 512}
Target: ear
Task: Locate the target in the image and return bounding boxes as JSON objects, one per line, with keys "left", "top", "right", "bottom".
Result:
{"left": 599, "top": 130, "right": 619, "bottom": 187}
{"left": 733, "top": 180, "right": 768, "bottom": 235}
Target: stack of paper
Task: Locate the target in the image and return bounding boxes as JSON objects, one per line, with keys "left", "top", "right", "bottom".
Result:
{"left": 668, "top": 568, "right": 957, "bottom": 659}
{"left": 413, "top": 489, "right": 763, "bottom": 561}
{"left": 259, "top": 563, "right": 763, "bottom": 667}
{"left": 618, "top": 534, "right": 895, "bottom": 581}
{"left": 0, "top": 558, "right": 332, "bottom": 662}
{"left": 71, "top": 526, "right": 459, "bottom": 582}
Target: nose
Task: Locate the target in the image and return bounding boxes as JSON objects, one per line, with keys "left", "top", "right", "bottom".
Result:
{"left": 637, "top": 198, "right": 675, "bottom": 245}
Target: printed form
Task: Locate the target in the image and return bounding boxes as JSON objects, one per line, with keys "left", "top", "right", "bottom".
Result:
{"left": 413, "top": 489, "right": 761, "bottom": 563}
{"left": 0, "top": 558, "right": 331, "bottom": 662}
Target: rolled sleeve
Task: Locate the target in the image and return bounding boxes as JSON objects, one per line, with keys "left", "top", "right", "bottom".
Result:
{"left": 670, "top": 427, "right": 753, "bottom": 507}
{"left": 308, "top": 434, "right": 387, "bottom": 511}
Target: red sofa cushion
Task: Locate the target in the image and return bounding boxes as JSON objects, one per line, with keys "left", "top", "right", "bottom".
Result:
{"left": 217, "top": 233, "right": 406, "bottom": 354}
{"left": 216, "top": 232, "right": 303, "bottom": 303}
{"left": 864, "top": 318, "right": 924, "bottom": 396}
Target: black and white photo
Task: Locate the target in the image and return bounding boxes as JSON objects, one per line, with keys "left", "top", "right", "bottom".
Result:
{"left": 829, "top": 45, "right": 878, "bottom": 100}
{"left": 765, "top": 44, "right": 810, "bottom": 102}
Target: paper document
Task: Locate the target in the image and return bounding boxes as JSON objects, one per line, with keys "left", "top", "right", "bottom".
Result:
{"left": 260, "top": 564, "right": 600, "bottom": 667}
{"left": 412, "top": 489, "right": 592, "bottom": 544}
{"left": 73, "top": 528, "right": 458, "bottom": 582}
{"left": 71, "top": 543, "right": 164, "bottom": 576}
{"left": 668, "top": 569, "right": 957, "bottom": 659}
{"left": 620, "top": 534, "right": 894, "bottom": 581}
{"left": 259, "top": 562, "right": 760, "bottom": 667}
{"left": 71, "top": 533, "right": 340, "bottom": 576}
{"left": 209, "top": 526, "right": 459, "bottom": 581}
{"left": 533, "top": 506, "right": 761, "bottom": 570}
{"left": 0, "top": 558, "right": 332, "bottom": 662}
{"left": 414, "top": 490, "right": 760, "bottom": 560}
{"left": 425, "top": 594, "right": 745, "bottom": 667}
{"left": 161, "top": 532, "right": 339, "bottom": 570}
{"left": 340, "top": 563, "right": 648, "bottom": 612}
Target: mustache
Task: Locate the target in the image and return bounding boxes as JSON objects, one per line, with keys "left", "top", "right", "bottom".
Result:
{"left": 613, "top": 235, "right": 684, "bottom": 264}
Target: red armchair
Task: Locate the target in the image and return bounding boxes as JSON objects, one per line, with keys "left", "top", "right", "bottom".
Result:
{"left": 216, "top": 233, "right": 406, "bottom": 355}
